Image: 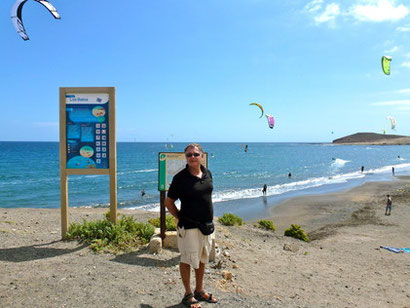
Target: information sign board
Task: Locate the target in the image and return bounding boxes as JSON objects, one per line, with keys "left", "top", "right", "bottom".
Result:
{"left": 65, "top": 93, "right": 110, "bottom": 169}
{"left": 158, "top": 152, "right": 208, "bottom": 191}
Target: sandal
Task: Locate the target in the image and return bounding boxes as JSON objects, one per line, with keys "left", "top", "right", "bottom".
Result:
{"left": 181, "top": 293, "right": 201, "bottom": 308}
{"left": 194, "top": 290, "right": 218, "bottom": 303}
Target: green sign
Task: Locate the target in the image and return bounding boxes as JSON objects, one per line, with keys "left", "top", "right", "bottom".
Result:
{"left": 158, "top": 152, "right": 208, "bottom": 191}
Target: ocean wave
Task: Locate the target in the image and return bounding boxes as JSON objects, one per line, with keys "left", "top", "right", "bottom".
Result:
{"left": 330, "top": 158, "right": 351, "bottom": 171}
{"left": 211, "top": 162, "right": 410, "bottom": 204}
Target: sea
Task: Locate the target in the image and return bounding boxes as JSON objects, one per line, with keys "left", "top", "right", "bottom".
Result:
{"left": 1, "top": 141, "right": 410, "bottom": 220}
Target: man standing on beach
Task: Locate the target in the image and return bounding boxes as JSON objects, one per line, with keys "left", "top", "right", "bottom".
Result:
{"left": 385, "top": 195, "right": 392, "bottom": 216}
{"left": 165, "top": 143, "right": 218, "bottom": 308}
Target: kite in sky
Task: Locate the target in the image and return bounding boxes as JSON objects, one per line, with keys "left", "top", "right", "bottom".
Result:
{"left": 249, "top": 103, "right": 264, "bottom": 118}
{"left": 11, "top": 0, "right": 61, "bottom": 41}
{"left": 386, "top": 116, "right": 396, "bottom": 130}
{"left": 265, "top": 114, "right": 275, "bottom": 129}
{"left": 381, "top": 56, "right": 392, "bottom": 75}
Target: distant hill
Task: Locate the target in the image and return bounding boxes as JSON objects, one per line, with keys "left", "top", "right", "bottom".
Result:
{"left": 332, "top": 132, "right": 410, "bottom": 145}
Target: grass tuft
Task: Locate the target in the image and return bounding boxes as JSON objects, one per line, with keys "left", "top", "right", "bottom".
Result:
{"left": 255, "top": 219, "right": 276, "bottom": 231}
{"left": 218, "top": 213, "right": 243, "bottom": 226}
{"left": 284, "top": 224, "right": 310, "bottom": 242}
{"left": 65, "top": 214, "right": 155, "bottom": 254}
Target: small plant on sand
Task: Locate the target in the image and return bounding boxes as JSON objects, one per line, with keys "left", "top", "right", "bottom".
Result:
{"left": 218, "top": 213, "right": 243, "bottom": 226}
{"left": 255, "top": 219, "right": 276, "bottom": 231}
{"left": 284, "top": 224, "right": 310, "bottom": 242}
{"left": 66, "top": 214, "right": 155, "bottom": 253}
{"left": 148, "top": 214, "right": 177, "bottom": 231}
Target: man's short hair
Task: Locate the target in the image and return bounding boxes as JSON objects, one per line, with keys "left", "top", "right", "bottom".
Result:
{"left": 184, "top": 143, "right": 203, "bottom": 153}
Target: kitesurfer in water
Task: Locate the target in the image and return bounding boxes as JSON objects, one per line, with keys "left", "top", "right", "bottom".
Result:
{"left": 288, "top": 172, "right": 292, "bottom": 179}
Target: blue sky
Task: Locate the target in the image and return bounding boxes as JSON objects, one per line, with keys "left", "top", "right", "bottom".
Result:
{"left": 1, "top": 0, "right": 410, "bottom": 142}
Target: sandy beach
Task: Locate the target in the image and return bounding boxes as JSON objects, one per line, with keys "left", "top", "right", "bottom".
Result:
{"left": 1, "top": 178, "right": 410, "bottom": 307}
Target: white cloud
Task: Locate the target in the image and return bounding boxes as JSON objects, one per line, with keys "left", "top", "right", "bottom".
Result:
{"left": 304, "top": 0, "right": 324, "bottom": 13}
{"left": 401, "top": 61, "right": 410, "bottom": 67}
{"left": 304, "top": 1, "right": 340, "bottom": 25}
{"left": 305, "top": 0, "right": 410, "bottom": 25}
{"left": 349, "top": 0, "right": 409, "bottom": 22}
{"left": 396, "top": 88, "right": 410, "bottom": 93}
{"left": 385, "top": 46, "right": 399, "bottom": 53}
{"left": 314, "top": 3, "right": 341, "bottom": 23}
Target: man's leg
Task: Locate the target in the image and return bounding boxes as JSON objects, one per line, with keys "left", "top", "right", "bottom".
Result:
{"left": 194, "top": 262, "right": 205, "bottom": 293}
{"left": 194, "top": 262, "right": 217, "bottom": 303}
{"left": 180, "top": 262, "right": 192, "bottom": 295}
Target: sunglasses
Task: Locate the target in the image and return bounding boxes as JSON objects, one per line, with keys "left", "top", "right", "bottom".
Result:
{"left": 185, "top": 152, "right": 201, "bottom": 158}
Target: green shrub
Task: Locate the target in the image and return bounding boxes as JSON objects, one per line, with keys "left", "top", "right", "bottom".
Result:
{"left": 66, "top": 214, "right": 155, "bottom": 253}
{"left": 218, "top": 213, "right": 243, "bottom": 226}
{"left": 284, "top": 224, "right": 310, "bottom": 242}
{"left": 255, "top": 219, "right": 276, "bottom": 231}
{"left": 148, "top": 215, "right": 177, "bottom": 231}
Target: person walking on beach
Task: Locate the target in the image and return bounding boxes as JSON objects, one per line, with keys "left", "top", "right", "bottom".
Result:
{"left": 385, "top": 195, "right": 392, "bottom": 216}
{"left": 262, "top": 184, "right": 267, "bottom": 195}
{"left": 392, "top": 167, "right": 395, "bottom": 176}
{"left": 361, "top": 166, "right": 364, "bottom": 173}
{"left": 165, "top": 143, "right": 217, "bottom": 308}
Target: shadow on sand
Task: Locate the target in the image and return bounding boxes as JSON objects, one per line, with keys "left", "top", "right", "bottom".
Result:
{"left": 0, "top": 240, "right": 87, "bottom": 262}
{"left": 111, "top": 247, "right": 179, "bottom": 268}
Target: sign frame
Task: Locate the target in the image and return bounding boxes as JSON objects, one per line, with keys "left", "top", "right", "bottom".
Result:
{"left": 59, "top": 87, "right": 117, "bottom": 238}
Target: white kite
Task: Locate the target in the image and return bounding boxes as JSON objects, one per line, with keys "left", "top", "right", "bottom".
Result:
{"left": 11, "top": 0, "right": 61, "bottom": 41}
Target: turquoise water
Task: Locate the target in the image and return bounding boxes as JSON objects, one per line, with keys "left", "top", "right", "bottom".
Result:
{"left": 1, "top": 142, "right": 409, "bottom": 219}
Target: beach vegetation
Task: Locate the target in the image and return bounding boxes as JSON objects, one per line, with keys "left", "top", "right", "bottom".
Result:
{"left": 284, "top": 224, "right": 310, "bottom": 242}
{"left": 218, "top": 213, "right": 243, "bottom": 226}
{"left": 255, "top": 219, "right": 276, "bottom": 231}
{"left": 65, "top": 214, "right": 155, "bottom": 253}
{"left": 148, "top": 215, "right": 177, "bottom": 231}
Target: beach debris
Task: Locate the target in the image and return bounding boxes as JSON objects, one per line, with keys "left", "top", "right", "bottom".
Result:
{"left": 249, "top": 102, "right": 264, "bottom": 118}
{"left": 221, "top": 270, "right": 233, "bottom": 280}
{"left": 266, "top": 114, "right": 275, "bottom": 129}
{"left": 381, "top": 55, "right": 392, "bottom": 75}
{"left": 386, "top": 116, "right": 396, "bottom": 130}
{"left": 283, "top": 243, "right": 300, "bottom": 253}
{"left": 11, "top": 0, "right": 61, "bottom": 41}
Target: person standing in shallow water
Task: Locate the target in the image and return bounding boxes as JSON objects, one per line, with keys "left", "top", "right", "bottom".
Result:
{"left": 165, "top": 143, "right": 218, "bottom": 308}
{"left": 262, "top": 184, "right": 267, "bottom": 195}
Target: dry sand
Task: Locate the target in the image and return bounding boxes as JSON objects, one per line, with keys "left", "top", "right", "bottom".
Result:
{"left": 1, "top": 178, "right": 410, "bottom": 307}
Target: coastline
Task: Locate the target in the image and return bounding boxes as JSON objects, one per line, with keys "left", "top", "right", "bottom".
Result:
{"left": 1, "top": 178, "right": 410, "bottom": 307}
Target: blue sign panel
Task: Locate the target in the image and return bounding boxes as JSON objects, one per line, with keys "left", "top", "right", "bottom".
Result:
{"left": 66, "top": 94, "right": 109, "bottom": 169}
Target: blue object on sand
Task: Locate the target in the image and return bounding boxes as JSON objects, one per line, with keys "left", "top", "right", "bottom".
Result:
{"left": 380, "top": 246, "right": 410, "bottom": 253}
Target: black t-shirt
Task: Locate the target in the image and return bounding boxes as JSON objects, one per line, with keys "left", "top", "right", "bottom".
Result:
{"left": 167, "top": 165, "right": 213, "bottom": 229}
